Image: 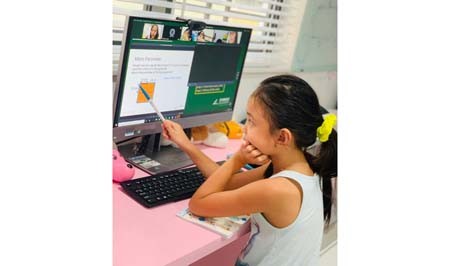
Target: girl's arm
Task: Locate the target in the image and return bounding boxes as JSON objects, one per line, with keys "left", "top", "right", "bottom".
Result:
{"left": 161, "top": 120, "right": 281, "bottom": 217}
{"left": 189, "top": 153, "right": 284, "bottom": 218}
{"left": 223, "top": 162, "right": 270, "bottom": 190}
{"left": 178, "top": 139, "right": 271, "bottom": 191}
{"left": 162, "top": 120, "right": 219, "bottom": 177}
{"left": 191, "top": 152, "right": 246, "bottom": 199}
{"left": 162, "top": 120, "right": 270, "bottom": 189}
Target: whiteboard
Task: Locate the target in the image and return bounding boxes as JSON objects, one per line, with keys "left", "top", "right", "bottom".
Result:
{"left": 292, "top": 0, "right": 337, "bottom": 72}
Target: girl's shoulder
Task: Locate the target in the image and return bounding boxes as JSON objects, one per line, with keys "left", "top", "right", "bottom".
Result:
{"left": 258, "top": 175, "right": 303, "bottom": 196}
{"left": 255, "top": 175, "right": 303, "bottom": 228}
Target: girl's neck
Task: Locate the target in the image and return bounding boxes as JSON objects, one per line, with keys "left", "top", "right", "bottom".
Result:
{"left": 271, "top": 148, "right": 313, "bottom": 176}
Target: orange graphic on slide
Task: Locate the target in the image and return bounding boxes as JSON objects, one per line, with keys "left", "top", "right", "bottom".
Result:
{"left": 137, "top": 82, "right": 155, "bottom": 103}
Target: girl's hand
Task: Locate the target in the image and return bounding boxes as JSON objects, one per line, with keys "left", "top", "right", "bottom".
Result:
{"left": 237, "top": 140, "right": 271, "bottom": 165}
{"left": 161, "top": 120, "right": 192, "bottom": 149}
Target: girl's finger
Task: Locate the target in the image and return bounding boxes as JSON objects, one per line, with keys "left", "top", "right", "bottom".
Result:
{"left": 251, "top": 149, "right": 261, "bottom": 157}
{"left": 258, "top": 155, "right": 269, "bottom": 162}
{"left": 246, "top": 144, "right": 255, "bottom": 152}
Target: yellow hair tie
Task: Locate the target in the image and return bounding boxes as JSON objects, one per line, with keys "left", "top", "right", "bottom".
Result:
{"left": 317, "top": 114, "right": 337, "bottom": 142}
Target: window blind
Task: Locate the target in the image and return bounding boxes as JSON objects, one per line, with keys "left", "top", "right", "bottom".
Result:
{"left": 113, "top": 0, "right": 301, "bottom": 76}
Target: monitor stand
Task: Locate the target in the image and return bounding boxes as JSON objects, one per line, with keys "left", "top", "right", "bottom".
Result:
{"left": 117, "top": 132, "right": 193, "bottom": 175}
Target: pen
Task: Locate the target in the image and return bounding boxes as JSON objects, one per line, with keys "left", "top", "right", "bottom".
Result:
{"left": 138, "top": 84, "right": 166, "bottom": 122}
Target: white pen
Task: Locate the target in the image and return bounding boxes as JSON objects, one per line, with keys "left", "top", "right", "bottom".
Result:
{"left": 138, "top": 84, "right": 166, "bottom": 122}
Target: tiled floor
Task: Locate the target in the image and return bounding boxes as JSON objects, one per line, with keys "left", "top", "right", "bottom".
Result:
{"left": 320, "top": 220, "right": 337, "bottom": 266}
{"left": 320, "top": 243, "right": 337, "bottom": 266}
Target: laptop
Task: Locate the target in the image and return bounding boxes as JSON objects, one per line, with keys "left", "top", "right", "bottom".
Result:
{"left": 162, "top": 26, "right": 182, "bottom": 40}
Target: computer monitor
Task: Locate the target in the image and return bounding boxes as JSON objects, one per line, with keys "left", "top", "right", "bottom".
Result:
{"left": 113, "top": 16, "right": 252, "bottom": 174}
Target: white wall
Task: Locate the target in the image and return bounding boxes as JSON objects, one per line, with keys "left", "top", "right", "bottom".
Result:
{"left": 232, "top": 71, "right": 337, "bottom": 122}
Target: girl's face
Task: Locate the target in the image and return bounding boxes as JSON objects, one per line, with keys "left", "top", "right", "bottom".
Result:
{"left": 228, "top": 32, "right": 237, "bottom": 43}
{"left": 150, "top": 26, "right": 158, "bottom": 38}
{"left": 244, "top": 97, "right": 277, "bottom": 155}
{"left": 183, "top": 30, "right": 190, "bottom": 40}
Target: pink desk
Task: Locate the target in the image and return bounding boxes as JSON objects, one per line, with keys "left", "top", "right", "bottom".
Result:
{"left": 113, "top": 140, "right": 251, "bottom": 266}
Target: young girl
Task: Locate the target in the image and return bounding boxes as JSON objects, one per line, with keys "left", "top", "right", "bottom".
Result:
{"left": 162, "top": 74, "right": 337, "bottom": 266}
{"left": 181, "top": 29, "right": 191, "bottom": 41}
{"left": 146, "top": 24, "right": 159, "bottom": 39}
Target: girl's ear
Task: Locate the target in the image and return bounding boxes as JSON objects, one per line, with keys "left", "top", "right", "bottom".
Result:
{"left": 277, "top": 128, "right": 292, "bottom": 146}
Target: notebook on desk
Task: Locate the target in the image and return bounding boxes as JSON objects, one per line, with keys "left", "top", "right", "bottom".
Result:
{"left": 177, "top": 208, "right": 249, "bottom": 238}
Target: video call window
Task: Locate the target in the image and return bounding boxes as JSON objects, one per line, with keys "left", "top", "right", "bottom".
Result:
{"left": 162, "top": 25, "right": 182, "bottom": 40}
{"left": 140, "top": 22, "right": 242, "bottom": 45}
{"left": 140, "top": 23, "right": 241, "bottom": 44}
{"left": 178, "top": 27, "right": 241, "bottom": 44}
{"left": 142, "top": 24, "right": 163, "bottom": 40}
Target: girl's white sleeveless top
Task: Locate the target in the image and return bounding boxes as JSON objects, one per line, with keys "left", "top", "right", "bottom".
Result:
{"left": 236, "top": 170, "right": 324, "bottom": 266}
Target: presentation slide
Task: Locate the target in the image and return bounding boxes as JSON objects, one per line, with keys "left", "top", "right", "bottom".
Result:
{"left": 120, "top": 48, "right": 194, "bottom": 117}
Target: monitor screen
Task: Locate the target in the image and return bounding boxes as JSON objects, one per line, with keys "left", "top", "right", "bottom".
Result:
{"left": 113, "top": 16, "right": 252, "bottom": 143}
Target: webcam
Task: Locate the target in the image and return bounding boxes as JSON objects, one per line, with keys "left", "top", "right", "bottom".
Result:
{"left": 176, "top": 17, "right": 206, "bottom": 31}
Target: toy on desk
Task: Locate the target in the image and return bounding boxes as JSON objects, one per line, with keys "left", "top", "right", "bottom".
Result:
{"left": 212, "top": 121, "right": 243, "bottom": 139}
{"left": 161, "top": 125, "right": 228, "bottom": 149}
{"left": 113, "top": 149, "right": 135, "bottom": 182}
{"left": 190, "top": 121, "right": 243, "bottom": 149}
{"left": 191, "top": 125, "right": 228, "bottom": 148}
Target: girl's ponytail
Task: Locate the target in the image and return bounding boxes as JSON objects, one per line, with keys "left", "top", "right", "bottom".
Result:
{"left": 317, "top": 129, "right": 337, "bottom": 224}
{"left": 305, "top": 128, "right": 337, "bottom": 225}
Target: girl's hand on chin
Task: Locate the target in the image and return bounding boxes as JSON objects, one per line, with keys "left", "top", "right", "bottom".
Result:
{"left": 239, "top": 140, "right": 271, "bottom": 165}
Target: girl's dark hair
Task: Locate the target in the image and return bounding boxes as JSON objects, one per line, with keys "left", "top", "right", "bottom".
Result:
{"left": 255, "top": 74, "right": 337, "bottom": 224}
